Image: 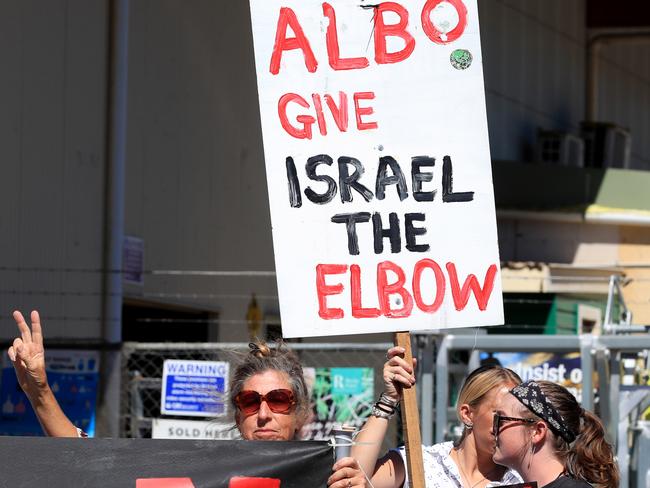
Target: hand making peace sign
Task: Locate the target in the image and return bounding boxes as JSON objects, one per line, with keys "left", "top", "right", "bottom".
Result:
{"left": 8, "top": 310, "right": 48, "bottom": 397}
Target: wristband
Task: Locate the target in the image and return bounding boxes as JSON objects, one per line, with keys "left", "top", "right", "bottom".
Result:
{"left": 371, "top": 392, "right": 399, "bottom": 420}
{"left": 371, "top": 403, "right": 396, "bottom": 420}
{"left": 379, "top": 392, "right": 399, "bottom": 407}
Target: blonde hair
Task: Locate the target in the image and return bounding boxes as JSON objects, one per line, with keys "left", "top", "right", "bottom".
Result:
{"left": 456, "top": 364, "right": 521, "bottom": 444}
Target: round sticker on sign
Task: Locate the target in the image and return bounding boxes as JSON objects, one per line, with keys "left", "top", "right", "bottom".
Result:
{"left": 450, "top": 49, "right": 472, "bottom": 70}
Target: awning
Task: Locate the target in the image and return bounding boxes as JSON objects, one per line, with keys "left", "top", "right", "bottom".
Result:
{"left": 501, "top": 261, "right": 624, "bottom": 294}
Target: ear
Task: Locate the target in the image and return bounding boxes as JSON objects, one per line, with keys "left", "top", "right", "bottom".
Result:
{"left": 458, "top": 403, "right": 474, "bottom": 426}
{"left": 530, "top": 419, "right": 549, "bottom": 445}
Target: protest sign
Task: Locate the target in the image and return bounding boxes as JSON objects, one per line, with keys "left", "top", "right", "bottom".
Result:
{"left": 161, "top": 360, "right": 229, "bottom": 417}
{"left": 0, "top": 437, "right": 331, "bottom": 487}
{"left": 249, "top": 0, "right": 503, "bottom": 338}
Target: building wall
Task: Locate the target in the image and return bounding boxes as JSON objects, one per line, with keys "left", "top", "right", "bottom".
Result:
{"left": 597, "top": 41, "right": 650, "bottom": 170}
{"left": 124, "top": 0, "right": 276, "bottom": 341}
{"left": 0, "top": 0, "right": 108, "bottom": 340}
{"left": 618, "top": 226, "right": 650, "bottom": 325}
{"left": 498, "top": 218, "right": 620, "bottom": 265}
{"left": 499, "top": 217, "right": 650, "bottom": 325}
{"left": 481, "top": 0, "right": 586, "bottom": 162}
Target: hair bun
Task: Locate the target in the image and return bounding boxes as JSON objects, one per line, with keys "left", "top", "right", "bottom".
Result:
{"left": 249, "top": 341, "right": 271, "bottom": 358}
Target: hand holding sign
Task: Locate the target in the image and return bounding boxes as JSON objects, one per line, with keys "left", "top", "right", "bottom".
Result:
{"left": 383, "top": 346, "right": 416, "bottom": 403}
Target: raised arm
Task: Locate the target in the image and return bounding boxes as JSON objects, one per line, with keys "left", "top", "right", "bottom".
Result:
{"left": 8, "top": 310, "right": 79, "bottom": 437}
{"left": 351, "top": 346, "right": 415, "bottom": 488}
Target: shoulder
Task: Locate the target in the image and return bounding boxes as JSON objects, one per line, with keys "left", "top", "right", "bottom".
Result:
{"left": 392, "top": 442, "right": 462, "bottom": 488}
{"left": 422, "top": 442, "right": 462, "bottom": 484}
{"left": 393, "top": 441, "right": 453, "bottom": 460}
{"left": 488, "top": 468, "right": 523, "bottom": 486}
{"left": 422, "top": 441, "right": 454, "bottom": 458}
{"left": 545, "top": 476, "right": 592, "bottom": 488}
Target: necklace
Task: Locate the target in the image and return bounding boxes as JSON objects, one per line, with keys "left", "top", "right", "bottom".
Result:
{"left": 457, "top": 462, "right": 488, "bottom": 488}
{"left": 452, "top": 449, "right": 498, "bottom": 488}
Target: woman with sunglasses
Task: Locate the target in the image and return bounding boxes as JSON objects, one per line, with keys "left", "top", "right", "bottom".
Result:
{"left": 230, "top": 340, "right": 366, "bottom": 488}
{"left": 493, "top": 380, "right": 618, "bottom": 488}
{"left": 7, "top": 310, "right": 365, "bottom": 487}
{"left": 352, "top": 346, "right": 523, "bottom": 488}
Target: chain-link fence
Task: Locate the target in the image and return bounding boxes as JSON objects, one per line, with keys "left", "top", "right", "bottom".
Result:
{"left": 120, "top": 342, "right": 399, "bottom": 451}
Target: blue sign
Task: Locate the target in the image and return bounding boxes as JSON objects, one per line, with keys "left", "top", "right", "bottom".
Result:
{"left": 0, "top": 350, "right": 99, "bottom": 436}
{"left": 330, "top": 367, "right": 365, "bottom": 395}
{"left": 161, "top": 360, "right": 229, "bottom": 417}
{"left": 123, "top": 235, "right": 144, "bottom": 285}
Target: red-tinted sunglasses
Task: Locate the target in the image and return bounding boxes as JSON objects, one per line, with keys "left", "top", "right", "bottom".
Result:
{"left": 234, "top": 389, "right": 296, "bottom": 415}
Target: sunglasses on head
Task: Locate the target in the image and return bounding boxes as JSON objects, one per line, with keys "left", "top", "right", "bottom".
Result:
{"left": 234, "top": 389, "right": 296, "bottom": 415}
{"left": 492, "top": 412, "right": 536, "bottom": 437}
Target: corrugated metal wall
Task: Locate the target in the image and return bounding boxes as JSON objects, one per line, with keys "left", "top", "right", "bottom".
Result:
{"left": 481, "top": 0, "right": 586, "bottom": 161}
{"left": 124, "top": 0, "right": 276, "bottom": 340}
{"left": 0, "top": 1, "right": 108, "bottom": 339}
{"left": 598, "top": 42, "right": 650, "bottom": 170}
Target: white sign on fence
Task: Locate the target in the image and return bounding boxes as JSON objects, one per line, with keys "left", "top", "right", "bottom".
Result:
{"left": 152, "top": 418, "right": 238, "bottom": 440}
{"left": 161, "top": 360, "right": 229, "bottom": 417}
{"left": 249, "top": 0, "right": 503, "bottom": 337}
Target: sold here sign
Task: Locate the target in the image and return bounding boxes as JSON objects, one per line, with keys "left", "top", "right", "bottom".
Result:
{"left": 249, "top": 0, "right": 503, "bottom": 337}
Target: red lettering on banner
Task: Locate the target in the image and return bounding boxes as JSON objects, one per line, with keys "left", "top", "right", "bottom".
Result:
{"left": 229, "top": 477, "right": 281, "bottom": 488}
{"left": 421, "top": 0, "right": 468, "bottom": 45}
{"left": 316, "top": 264, "right": 348, "bottom": 319}
{"left": 325, "top": 92, "right": 349, "bottom": 132}
{"left": 377, "top": 261, "right": 414, "bottom": 318}
{"left": 312, "top": 94, "right": 327, "bottom": 136}
{"left": 136, "top": 479, "right": 195, "bottom": 488}
{"left": 323, "top": 2, "right": 369, "bottom": 70}
{"left": 353, "top": 92, "right": 378, "bottom": 131}
{"left": 312, "top": 92, "right": 349, "bottom": 136}
{"left": 373, "top": 2, "right": 416, "bottom": 64}
{"left": 278, "top": 91, "right": 373, "bottom": 138}
{"left": 350, "top": 264, "right": 381, "bottom": 318}
{"left": 278, "top": 93, "right": 315, "bottom": 139}
{"left": 270, "top": 7, "right": 317, "bottom": 75}
{"left": 412, "top": 259, "right": 445, "bottom": 313}
{"left": 268, "top": 1, "right": 469, "bottom": 74}
{"left": 315, "top": 260, "right": 497, "bottom": 319}
{"left": 446, "top": 262, "right": 497, "bottom": 311}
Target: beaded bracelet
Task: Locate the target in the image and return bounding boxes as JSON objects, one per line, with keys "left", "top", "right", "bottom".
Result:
{"left": 371, "top": 392, "right": 400, "bottom": 419}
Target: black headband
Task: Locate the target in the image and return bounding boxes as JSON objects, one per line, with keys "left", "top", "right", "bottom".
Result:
{"left": 509, "top": 381, "right": 576, "bottom": 443}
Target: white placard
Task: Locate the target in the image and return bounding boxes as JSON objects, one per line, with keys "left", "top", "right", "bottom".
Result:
{"left": 249, "top": 0, "right": 503, "bottom": 337}
{"left": 152, "top": 418, "right": 238, "bottom": 440}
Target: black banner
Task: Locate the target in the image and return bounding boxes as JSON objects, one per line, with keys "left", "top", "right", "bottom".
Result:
{"left": 0, "top": 437, "right": 332, "bottom": 487}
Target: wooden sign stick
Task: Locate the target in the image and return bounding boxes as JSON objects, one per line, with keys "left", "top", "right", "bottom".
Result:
{"left": 394, "top": 331, "right": 426, "bottom": 488}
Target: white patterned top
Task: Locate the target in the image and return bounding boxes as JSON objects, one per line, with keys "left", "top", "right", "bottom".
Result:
{"left": 393, "top": 442, "right": 523, "bottom": 488}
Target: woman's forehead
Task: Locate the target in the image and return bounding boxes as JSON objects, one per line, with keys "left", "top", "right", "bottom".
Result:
{"left": 496, "top": 390, "right": 521, "bottom": 412}
{"left": 242, "top": 369, "right": 291, "bottom": 392}
{"left": 476, "top": 383, "right": 512, "bottom": 407}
